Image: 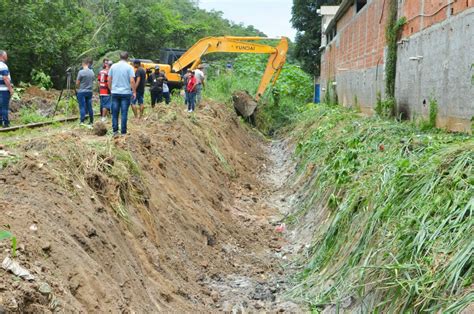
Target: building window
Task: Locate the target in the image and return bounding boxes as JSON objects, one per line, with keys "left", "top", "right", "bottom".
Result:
{"left": 356, "top": 0, "right": 367, "bottom": 12}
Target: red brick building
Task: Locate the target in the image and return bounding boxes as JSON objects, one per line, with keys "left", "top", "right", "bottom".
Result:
{"left": 320, "top": 0, "right": 474, "bottom": 132}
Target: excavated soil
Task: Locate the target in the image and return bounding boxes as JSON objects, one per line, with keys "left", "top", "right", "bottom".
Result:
{"left": 0, "top": 102, "right": 301, "bottom": 312}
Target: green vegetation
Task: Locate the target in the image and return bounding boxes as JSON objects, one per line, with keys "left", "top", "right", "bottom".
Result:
{"left": 429, "top": 97, "right": 439, "bottom": 128}
{"left": 18, "top": 106, "right": 50, "bottom": 125}
{"left": 0, "top": 230, "right": 17, "bottom": 257}
{"left": 205, "top": 54, "right": 313, "bottom": 134}
{"left": 375, "top": 93, "right": 395, "bottom": 118}
{"left": 385, "top": 0, "right": 406, "bottom": 99}
{"left": 31, "top": 69, "right": 53, "bottom": 90}
{"left": 291, "top": 0, "right": 343, "bottom": 75}
{"left": 287, "top": 104, "right": 473, "bottom": 312}
{"left": 323, "top": 80, "right": 338, "bottom": 107}
{"left": 0, "top": 0, "right": 264, "bottom": 87}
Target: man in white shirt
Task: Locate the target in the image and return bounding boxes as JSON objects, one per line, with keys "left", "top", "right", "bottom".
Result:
{"left": 108, "top": 51, "right": 136, "bottom": 136}
{"left": 194, "top": 64, "right": 205, "bottom": 105}
{"left": 0, "top": 50, "right": 14, "bottom": 128}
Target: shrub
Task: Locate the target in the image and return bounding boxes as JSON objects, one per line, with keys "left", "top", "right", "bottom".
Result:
{"left": 31, "top": 69, "right": 53, "bottom": 90}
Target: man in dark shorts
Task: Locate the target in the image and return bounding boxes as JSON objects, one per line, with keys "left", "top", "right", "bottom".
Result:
{"left": 98, "top": 59, "right": 112, "bottom": 121}
{"left": 132, "top": 60, "right": 146, "bottom": 118}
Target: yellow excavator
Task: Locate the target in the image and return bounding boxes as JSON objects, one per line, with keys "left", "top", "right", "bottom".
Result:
{"left": 132, "top": 36, "right": 289, "bottom": 101}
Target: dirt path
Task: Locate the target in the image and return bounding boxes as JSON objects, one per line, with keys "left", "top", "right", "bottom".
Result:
{"left": 0, "top": 103, "right": 304, "bottom": 313}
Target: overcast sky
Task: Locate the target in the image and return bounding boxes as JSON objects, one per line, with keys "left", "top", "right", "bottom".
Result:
{"left": 198, "top": 0, "right": 297, "bottom": 40}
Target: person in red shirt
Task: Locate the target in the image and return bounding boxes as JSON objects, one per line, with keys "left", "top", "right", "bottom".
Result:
{"left": 186, "top": 71, "right": 198, "bottom": 113}
{"left": 98, "top": 59, "right": 112, "bottom": 121}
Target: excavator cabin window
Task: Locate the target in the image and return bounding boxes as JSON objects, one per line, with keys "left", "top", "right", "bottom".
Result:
{"left": 356, "top": 0, "right": 367, "bottom": 12}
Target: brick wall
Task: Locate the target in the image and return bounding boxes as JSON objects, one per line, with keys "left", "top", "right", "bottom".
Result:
{"left": 320, "top": 0, "right": 474, "bottom": 131}
{"left": 320, "top": 0, "right": 390, "bottom": 112}
{"left": 402, "top": 0, "right": 474, "bottom": 37}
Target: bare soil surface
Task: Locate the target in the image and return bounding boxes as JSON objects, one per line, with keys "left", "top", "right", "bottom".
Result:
{"left": 0, "top": 101, "right": 303, "bottom": 312}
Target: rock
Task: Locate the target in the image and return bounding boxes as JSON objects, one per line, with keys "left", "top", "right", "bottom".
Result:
{"left": 0, "top": 304, "right": 6, "bottom": 314}
{"left": 87, "top": 228, "right": 97, "bottom": 238}
{"left": 210, "top": 291, "right": 219, "bottom": 303}
{"left": 41, "top": 243, "right": 51, "bottom": 252}
{"left": 222, "top": 301, "right": 233, "bottom": 312}
{"left": 251, "top": 284, "right": 275, "bottom": 301}
{"left": 341, "top": 296, "right": 354, "bottom": 309}
{"left": 38, "top": 282, "right": 52, "bottom": 295}
{"left": 92, "top": 122, "right": 107, "bottom": 136}
{"left": 254, "top": 301, "right": 264, "bottom": 309}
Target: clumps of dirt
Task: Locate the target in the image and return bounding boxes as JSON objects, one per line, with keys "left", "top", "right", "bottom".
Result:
{"left": 9, "top": 86, "right": 60, "bottom": 117}
{"left": 0, "top": 102, "right": 298, "bottom": 312}
{"left": 92, "top": 121, "right": 107, "bottom": 136}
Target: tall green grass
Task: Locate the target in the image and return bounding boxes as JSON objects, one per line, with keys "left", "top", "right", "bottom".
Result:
{"left": 288, "top": 104, "right": 473, "bottom": 312}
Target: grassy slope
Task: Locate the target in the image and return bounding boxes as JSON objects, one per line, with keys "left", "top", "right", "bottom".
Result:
{"left": 199, "top": 60, "right": 472, "bottom": 311}
{"left": 286, "top": 104, "right": 473, "bottom": 312}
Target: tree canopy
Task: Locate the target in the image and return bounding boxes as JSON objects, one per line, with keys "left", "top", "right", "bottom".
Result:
{"left": 0, "top": 0, "right": 265, "bottom": 86}
{"left": 291, "top": 0, "right": 341, "bottom": 76}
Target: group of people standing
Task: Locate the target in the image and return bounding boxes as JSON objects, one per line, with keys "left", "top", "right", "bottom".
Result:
{"left": 183, "top": 64, "right": 205, "bottom": 112}
{"left": 0, "top": 49, "right": 206, "bottom": 134}
{"left": 76, "top": 51, "right": 137, "bottom": 135}
{"left": 75, "top": 51, "right": 204, "bottom": 136}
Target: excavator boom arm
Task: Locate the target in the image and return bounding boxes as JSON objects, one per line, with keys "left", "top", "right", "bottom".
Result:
{"left": 172, "top": 36, "right": 288, "bottom": 100}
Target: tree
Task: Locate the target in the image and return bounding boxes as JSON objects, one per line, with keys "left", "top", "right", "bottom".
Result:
{"left": 291, "top": 0, "right": 341, "bottom": 76}
{"left": 0, "top": 0, "right": 265, "bottom": 87}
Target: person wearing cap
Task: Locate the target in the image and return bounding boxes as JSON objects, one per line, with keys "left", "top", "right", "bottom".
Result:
{"left": 148, "top": 65, "right": 167, "bottom": 108}
{"left": 132, "top": 60, "right": 146, "bottom": 118}
{"left": 186, "top": 70, "right": 198, "bottom": 112}
{"left": 194, "top": 64, "right": 205, "bottom": 105}
{"left": 98, "top": 59, "right": 112, "bottom": 121}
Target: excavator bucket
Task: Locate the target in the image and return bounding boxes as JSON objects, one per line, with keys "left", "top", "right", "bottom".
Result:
{"left": 232, "top": 91, "right": 258, "bottom": 118}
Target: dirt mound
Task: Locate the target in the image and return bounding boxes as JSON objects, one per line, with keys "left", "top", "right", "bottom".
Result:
{"left": 0, "top": 102, "right": 295, "bottom": 312}
{"left": 92, "top": 121, "right": 107, "bottom": 136}
{"left": 232, "top": 90, "right": 257, "bottom": 118}
{"left": 9, "top": 86, "right": 61, "bottom": 121}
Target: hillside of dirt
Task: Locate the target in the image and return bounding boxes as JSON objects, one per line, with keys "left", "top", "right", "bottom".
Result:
{"left": 0, "top": 103, "right": 300, "bottom": 312}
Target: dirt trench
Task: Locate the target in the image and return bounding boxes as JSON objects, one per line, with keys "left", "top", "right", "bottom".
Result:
{"left": 0, "top": 102, "right": 301, "bottom": 312}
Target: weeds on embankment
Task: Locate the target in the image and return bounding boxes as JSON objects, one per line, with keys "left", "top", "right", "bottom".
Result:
{"left": 288, "top": 104, "right": 473, "bottom": 312}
